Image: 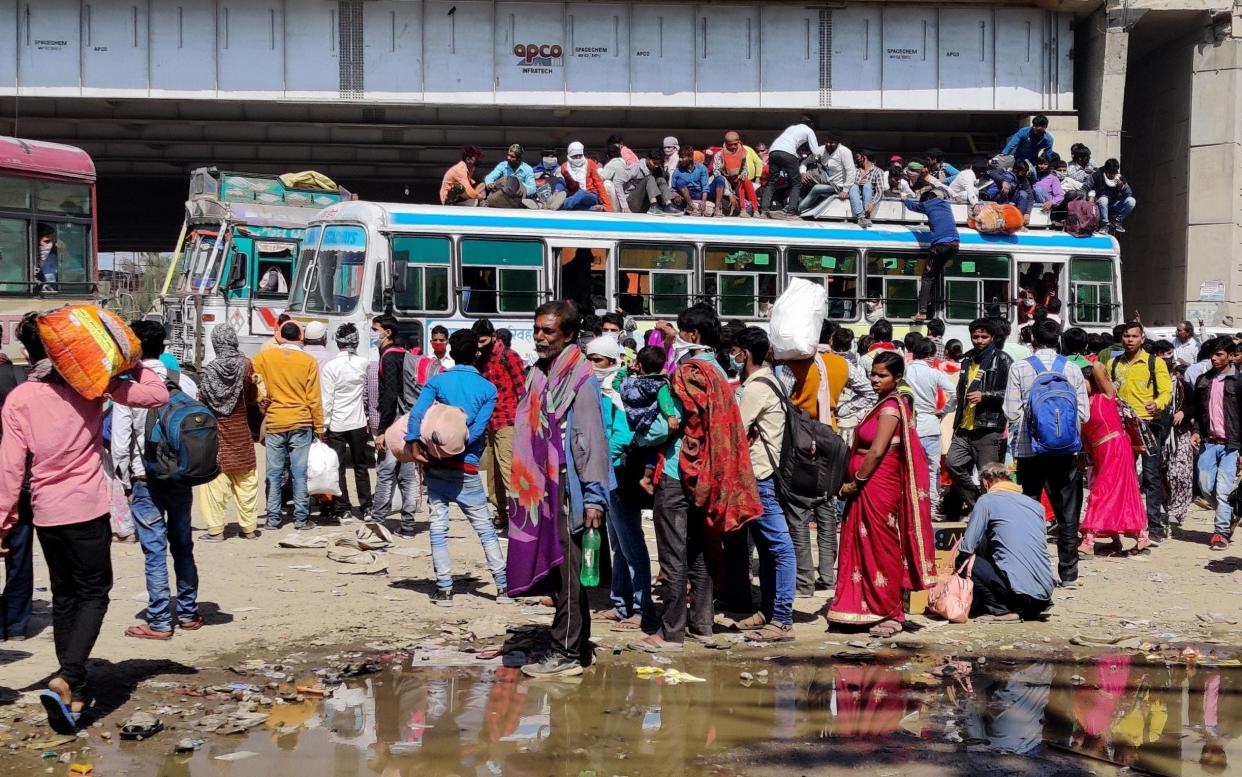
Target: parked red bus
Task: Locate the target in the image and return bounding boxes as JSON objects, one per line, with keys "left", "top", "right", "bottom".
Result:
{"left": 0, "top": 136, "right": 98, "bottom": 356}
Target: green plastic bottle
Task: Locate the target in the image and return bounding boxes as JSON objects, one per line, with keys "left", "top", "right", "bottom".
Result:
{"left": 580, "top": 527, "right": 601, "bottom": 586}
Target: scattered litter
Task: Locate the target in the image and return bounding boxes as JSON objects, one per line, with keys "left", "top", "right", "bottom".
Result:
{"left": 119, "top": 712, "right": 163, "bottom": 741}
{"left": 277, "top": 533, "right": 338, "bottom": 549}
{"left": 214, "top": 751, "right": 259, "bottom": 761}
{"left": 174, "top": 737, "right": 206, "bottom": 753}
{"left": 1197, "top": 612, "right": 1238, "bottom": 625}
{"left": 634, "top": 667, "right": 705, "bottom": 684}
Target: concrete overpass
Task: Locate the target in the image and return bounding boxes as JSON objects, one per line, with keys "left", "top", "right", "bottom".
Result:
{"left": 0, "top": 0, "right": 1237, "bottom": 325}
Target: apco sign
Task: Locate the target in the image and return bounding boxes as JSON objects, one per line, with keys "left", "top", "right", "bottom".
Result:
{"left": 514, "top": 43, "right": 563, "bottom": 74}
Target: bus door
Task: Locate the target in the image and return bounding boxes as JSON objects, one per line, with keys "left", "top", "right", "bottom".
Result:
{"left": 550, "top": 239, "right": 612, "bottom": 312}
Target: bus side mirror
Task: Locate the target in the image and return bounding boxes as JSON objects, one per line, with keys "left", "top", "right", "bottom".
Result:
{"left": 392, "top": 259, "right": 408, "bottom": 293}
{"left": 225, "top": 251, "right": 246, "bottom": 290}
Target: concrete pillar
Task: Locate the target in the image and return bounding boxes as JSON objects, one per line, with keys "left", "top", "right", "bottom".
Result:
{"left": 1071, "top": 5, "right": 1128, "bottom": 160}
{"left": 1183, "top": 32, "right": 1242, "bottom": 327}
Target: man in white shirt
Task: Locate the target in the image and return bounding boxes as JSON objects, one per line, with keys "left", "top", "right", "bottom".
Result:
{"left": 1172, "top": 320, "right": 1200, "bottom": 367}
{"left": 933, "top": 158, "right": 985, "bottom": 206}
{"left": 762, "top": 115, "right": 820, "bottom": 218}
{"left": 428, "top": 325, "right": 455, "bottom": 370}
{"left": 320, "top": 323, "right": 373, "bottom": 523}
{"left": 303, "top": 321, "right": 332, "bottom": 368}
{"left": 904, "top": 336, "right": 958, "bottom": 515}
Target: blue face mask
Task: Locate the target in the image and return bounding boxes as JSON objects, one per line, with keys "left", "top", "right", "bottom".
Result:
{"left": 728, "top": 352, "right": 745, "bottom": 374}
{"left": 370, "top": 330, "right": 382, "bottom": 347}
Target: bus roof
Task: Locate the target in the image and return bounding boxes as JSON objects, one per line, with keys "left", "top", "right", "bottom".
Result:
{"left": 0, "top": 136, "right": 95, "bottom": 182}
{"left": 315, "top": 201, "right": 1119, "bottom": 253}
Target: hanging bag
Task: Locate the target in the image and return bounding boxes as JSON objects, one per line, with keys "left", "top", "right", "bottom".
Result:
{"left": 926, "top": 549, "right": 976, "bottom": 624}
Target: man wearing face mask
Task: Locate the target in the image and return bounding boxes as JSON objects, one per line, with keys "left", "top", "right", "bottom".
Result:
{"left": 530, "top": 149, "right": 565, "bottom": 210}
{"left": 509, "top": 301, "right": 610, "bottom": 677}
{"left": 429, "top": 325, "right": 454, "bottom": 370}
{"left": 556, "top": 141, "right": 612, "bottom": 211}
{"left": 629, "top": 303, "right": 761, "bottom": 653}
{"left": 35, "top": 225, "right": 58, "bottom": 293}
{"left": 370, "top": 316, "right": 422, "bottom": 537}
{"left": 473, "top": 318, "right": 527, "bottom": 532}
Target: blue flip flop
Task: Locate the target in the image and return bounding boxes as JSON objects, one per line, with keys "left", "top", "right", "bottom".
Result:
{"left": 39, "top": 690, "right": 80, "bottom": 735}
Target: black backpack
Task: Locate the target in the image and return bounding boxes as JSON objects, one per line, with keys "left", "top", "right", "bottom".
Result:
{"left": 755, "top": 376, "right": 849, "bottom": 509}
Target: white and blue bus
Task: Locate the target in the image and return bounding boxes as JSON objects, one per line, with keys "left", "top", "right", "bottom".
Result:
{"left": 285, "top": 202, "right": 1122, "bottom": 361}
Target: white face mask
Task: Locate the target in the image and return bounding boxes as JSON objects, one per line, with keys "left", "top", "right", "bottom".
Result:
{"left": 593, "top": 362, "right": 621, "bottom": 386}
{"left": 671, "top": 336, "right": 703, "bottom": 364}
{"left": 38, "top": 241, "right": 51, "bottom": 261}
{"left": 542, "top": 156, "right": 557, "bottom": 169}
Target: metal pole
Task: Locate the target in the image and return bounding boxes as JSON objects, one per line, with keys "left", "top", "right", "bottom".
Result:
{"left": 161, "top": 220, "right": 188, "bottom": 297}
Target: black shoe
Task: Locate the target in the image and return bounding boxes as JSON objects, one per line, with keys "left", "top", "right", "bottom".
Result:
{"left": 431, "top": 589, "right": 454, "bottom": 607}
{"left": 394, "top": 527, "right": 418, "bottom": 539}
{"left": 520, "top": 654, "right": 584, "bottom": 678}
{"left": 293, "top": 522, "right": 314, "bottom": 531}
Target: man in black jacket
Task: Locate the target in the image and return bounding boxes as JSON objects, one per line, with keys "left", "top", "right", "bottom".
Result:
{"left": 944, "top": 318, "right": 1013, "bottom": 519}
{"left": 370, "top": 315, "right": 422, "bottom": 537}
{"left": 1188, "top": 340, "right": 1240, "bottom": 550}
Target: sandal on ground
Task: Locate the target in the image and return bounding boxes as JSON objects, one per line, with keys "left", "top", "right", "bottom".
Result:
{"left": 1132, "top": 534, "right": 1151, "bottom": 553}
{"left": 592, "top": 610, "right": 623, "bottom": 622}
{"left": 1078, "top": 540, "right": 1094, "bottom": 556}
{"left": 611, "top": 616, "right": 643, "bottom": 631}
{"left": 197, "top": 532, "right": 224, "bottom": 543}
{"left": 39, "top": 690, "right": 80, "bottom": 735}
{"left": 241, "top": 531, "right": 260, "bottom": 540}
{"left": 733, "top": 612, "right": 768, "bottom": 631}
{"left": 125, "top": 624, "right": 173, "bottom": 641}
{"left": 628, "top": 636, "right": 684, "bottom": 653}
{"left": 120, "top": 712, "right": 164, "bottom": 741}
{"left": 178, "top": 616, "right": 205, "bottom": 631}
{"left": 975, "top": 613, "right": 1022, "bottom": 623}
{"left": 867, "top": 620, "right": 903, "bottom": 639}
{"left": 744, "top": 623, "right": 795, "bottom": 643}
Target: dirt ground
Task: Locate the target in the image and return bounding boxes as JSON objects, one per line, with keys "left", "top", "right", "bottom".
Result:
{"left": 1, "top": 470, "right": 1241, "bottom": 775}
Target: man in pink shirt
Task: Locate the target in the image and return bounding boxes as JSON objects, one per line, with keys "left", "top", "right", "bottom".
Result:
{"left": 0, "top": 313, "right": 168, "bottom": 734}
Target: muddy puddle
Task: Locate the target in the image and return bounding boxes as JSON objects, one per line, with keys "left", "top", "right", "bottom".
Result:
{"left": 6, "top": 648, "right": 1241, "bottom": 777}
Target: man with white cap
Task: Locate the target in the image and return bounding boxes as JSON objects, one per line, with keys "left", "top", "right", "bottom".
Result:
{"left": 585, "top": 335, "right": 657, "bottom": 632}
{"left": 557, "top": 142, "right": 612, "bottom": 211}
{"left": 302, "top": 321, "right": 332, "bottom": 368}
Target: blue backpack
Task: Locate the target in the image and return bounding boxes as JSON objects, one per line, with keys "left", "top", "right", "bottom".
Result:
{"left": 1024, "top": 355, "right": 1082, "bottom": 455}
{"left": 143, "top": 370, "right": 221, "bottom": 486}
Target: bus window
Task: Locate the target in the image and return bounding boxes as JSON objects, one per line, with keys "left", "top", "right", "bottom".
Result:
{"left": 1017, "top": 261, "right": 1065, "bottom": 324}
{"left": 44, "top": 222, "right": 91, "bottom": 294}
{"left": 864, "top": 251, "right": 923, "bottom": 321}
{"left": 1070, "top": 256, "right": 1115, "bottom": 325}
{"left": 617, "top": 243, "right": 693, "bottom": 317}
{"left": 461, "top": 238, "right": 542, "bottom": 314}
{"left": 254, "top": 242, "right": 294, "bottom": 299}
{"left": 0, "top": 218, "right": 27, "bottom": 292}
{"left": 704, "top": 245, "right": 777, "bottom": 318}
{"left": 290, "top": 225, "right": 320, "bottom": 311}
{"left": 36, "top": 181, "right": 90, "bottom": 216}
{"left": 391, "top": 236, "right": 452, "bottom": 313}
{"left": 944, "top": 254, "right": 1010, "bottom": 322}
{"left": 301, "top": 224, "right": 366, "bottom": 314}
{"left": 787, "top": 248, "right": 859, "bottom": 320}
{"left": 0, "top": 177, "right": 31, "bottom": 209}
{"left": 559, "top": 247, "right": 607, "bottom": 312}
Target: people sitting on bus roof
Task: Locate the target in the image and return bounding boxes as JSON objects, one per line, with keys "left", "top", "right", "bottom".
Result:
{"left": 1001, "top": 114, "right": 1054, "bottom": 166}
{"left": 613, "top": 150, "right": 671, "bottom": 215}
{"left": 670, "top": 147, "right": 711, "bottom": 216}
{"left": 761, "top": 114, "right": 820, "bottom": 220}
{"left": 796, "top": 130, "right": 859, "bottom": 221}
{"left": 440, "top": 145, "right": 485, "bottom": 206}
{"left": 1066, "top": 143, "right": 1095, "bottom": 190}
{"left": 925, "top": 148, "right": 959, "bottom": 186}
{"left": 712, "top": 131, "right": 762, "bottom": 216}
{"left": 607, "top": 133, "right": 639, "bottom": 166}
{"left": 482, "top": 144, "right": 535, "bottom": 209}
{"left": 557, "top": 141, "right": 612, "bottom": 212}
{"left": 530, "top": 148, "right": 563, "bottom": 210}
{"left": 1088, "top": 159, "right": 1136, "bottom": 235}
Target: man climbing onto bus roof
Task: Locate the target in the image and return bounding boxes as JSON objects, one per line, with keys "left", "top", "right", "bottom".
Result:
{"left": 762, "top": 114, "right": 820, "bottom": 219}
{"left": 1001, "top": 114, "right": 1054, "bottom": 165}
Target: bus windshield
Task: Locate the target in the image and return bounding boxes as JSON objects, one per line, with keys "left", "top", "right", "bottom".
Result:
{"left": 295, "top": 224, "right": 366, "bottom": 314}
{"left": 0, "top": 171, "right": 93, "bottom": 295}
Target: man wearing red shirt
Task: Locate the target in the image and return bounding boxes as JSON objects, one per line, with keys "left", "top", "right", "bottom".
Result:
{"left": 472, "top": 319, "right": 527, "bottom": 530}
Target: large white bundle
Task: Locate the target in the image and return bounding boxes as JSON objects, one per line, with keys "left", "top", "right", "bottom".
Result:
{"left": 768, "top": 277, "right": 827, "bottom": 360}
{"left": 307, "top": 440, "right": 342, "bottom": 497}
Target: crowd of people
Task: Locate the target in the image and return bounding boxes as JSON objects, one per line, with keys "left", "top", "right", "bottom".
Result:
{"left": 438, "top": 115, "right": 1137, "bottom": 234}
{"left": 0, "top": 297, "right": 1229, "bottom": 731}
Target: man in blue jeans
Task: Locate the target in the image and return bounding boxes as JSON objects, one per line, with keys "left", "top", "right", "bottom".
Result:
{"left": 729, "top": 327, "right": 796, "bottom": 643}
{"left": 1189, "top": 341, "right": 1240, "bottom": 551}
{"left": 112, "top": 321, "right": 200, "bottom": 640}
{"left": 405, "top": 329, "right": 509, "bottom": 607}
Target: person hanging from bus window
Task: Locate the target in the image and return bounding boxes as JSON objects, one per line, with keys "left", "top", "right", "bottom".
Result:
{"left": 557, "top": 142, "right": 612, "bottom": 212}
{"left": 439, "top": 145, "right": 485, "bottom": 206}
{"left": 904, "top": 190, "right": 960, "bottom": 323}
{"left": 35, "top": 224, "right": 58, "bottom": 293}
{"left": 483, "top": 144, "right": 535, "bottom": 209}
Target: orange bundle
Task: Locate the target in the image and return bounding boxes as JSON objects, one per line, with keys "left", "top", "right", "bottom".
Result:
{"left": 36, "top": 305, "right": 142, "bottom": 400}
{"left": 970, "top": 203, "right": 1024, "bottom": 235}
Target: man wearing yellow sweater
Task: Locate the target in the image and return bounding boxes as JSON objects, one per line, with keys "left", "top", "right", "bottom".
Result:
{"left": 252, "top": 321, "right": 325, "bottom": 531}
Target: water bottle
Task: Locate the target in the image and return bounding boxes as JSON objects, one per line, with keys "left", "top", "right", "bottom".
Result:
{"left": 580, "top": 527, "right": 601, "bottom": 587}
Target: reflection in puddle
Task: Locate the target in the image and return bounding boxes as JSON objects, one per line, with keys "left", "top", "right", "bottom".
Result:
{"left": 77, "top": 653, "right": 1242, "bottom": 776}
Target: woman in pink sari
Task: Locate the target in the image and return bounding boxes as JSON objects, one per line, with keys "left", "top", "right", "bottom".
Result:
{"left": 1079, "top": 364, "right": 1150, "bottom": 553}
{"left": 826, "top": 352, "right": 936, "bottom": 638}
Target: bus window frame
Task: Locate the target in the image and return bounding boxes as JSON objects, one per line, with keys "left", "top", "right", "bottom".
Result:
{"left": 702, "top": 243, "right": 779, "bottom": 319}
{"left": 298, "top": 221, "right": 368, "bottom": 316}
{"left": 863, "top": 249, "right": 924, "bottom": 321}
{"left": 457, "top": 235, "right": 546, "bottom": 317}
{"left": 942, "top": 252, "right": 1012, "bottom": 324}
{"left": 290, "top": 224, "right": 323, "bottom": 313}
{"left": 1069, "top": 255, "right": 1118, "bottom": 326}
{"left": 784, "top": 245, "right": 862, "bottom": 322}
{"left": 0, "top": 172, "right": 96, "bottom": 296}
{"left": 387, "top": 232, "right": 454, "bottom": 315}
{"left": 616, "top": 240, "right": 696, "bottom": 319}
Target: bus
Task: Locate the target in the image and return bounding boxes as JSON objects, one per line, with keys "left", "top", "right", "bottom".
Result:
{"left": 161, "top": 168, "right": 352, "bottom": 368}
{"left": 0, "top": 136, "right": 97, "bottom": 357}
{"left": 284, "top": 202, "right": 1122, "bottom": 361}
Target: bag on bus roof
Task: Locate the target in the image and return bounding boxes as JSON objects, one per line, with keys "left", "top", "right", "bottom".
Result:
{"left": 1064, "top": 196, "right": 1101, "bottom": 238}
{"left": 36, "top": 305, "right": 142, "bottom": 400}
{"left": 970, "top": 203, "right": 1023, "bottom": 235}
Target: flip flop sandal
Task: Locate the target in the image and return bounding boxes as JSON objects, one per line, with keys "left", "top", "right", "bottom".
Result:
{"left": 628, "top": 638, "right": 684, "bottom": 654}
{"left": 868, "top": 621, "right": 903, "bottom": 639}
{"left": 39, "top": 690, "right": 80, "bottom": 735}
{"left": 592, "top": 610, "right": 623, "bottom": 622}
{"left": 745, "top": 623, "right": 795, "bottom": 643}
{"left": 125, "top": 624, "right": 173, "bottom": 641}
{"left": 611, "top": 616, "right": 643, "bottom": 631}
{"left": 733, "top": 612, "right": 768, "bottom": 631}
{"left": 976, "top": 613, "right": 1021, "bottom": 623}
{"left": 197, "top": 533, "right": 224, "bottom": 543}
{"left": 178, "top": 617, "right": 205, "bottom": 631}
{"left": 241, "top": 532, "right": 260, "bottom": 540}
{"left": 120, "top": 713, "right": 164, "bottom": 741}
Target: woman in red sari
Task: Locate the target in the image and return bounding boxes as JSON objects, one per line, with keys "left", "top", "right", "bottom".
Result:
{"left": 826, "top": 351, "right": 936, "bottom": 638}
{"left": 1079, "top": 364, "right": 1150, "bottom": 554}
